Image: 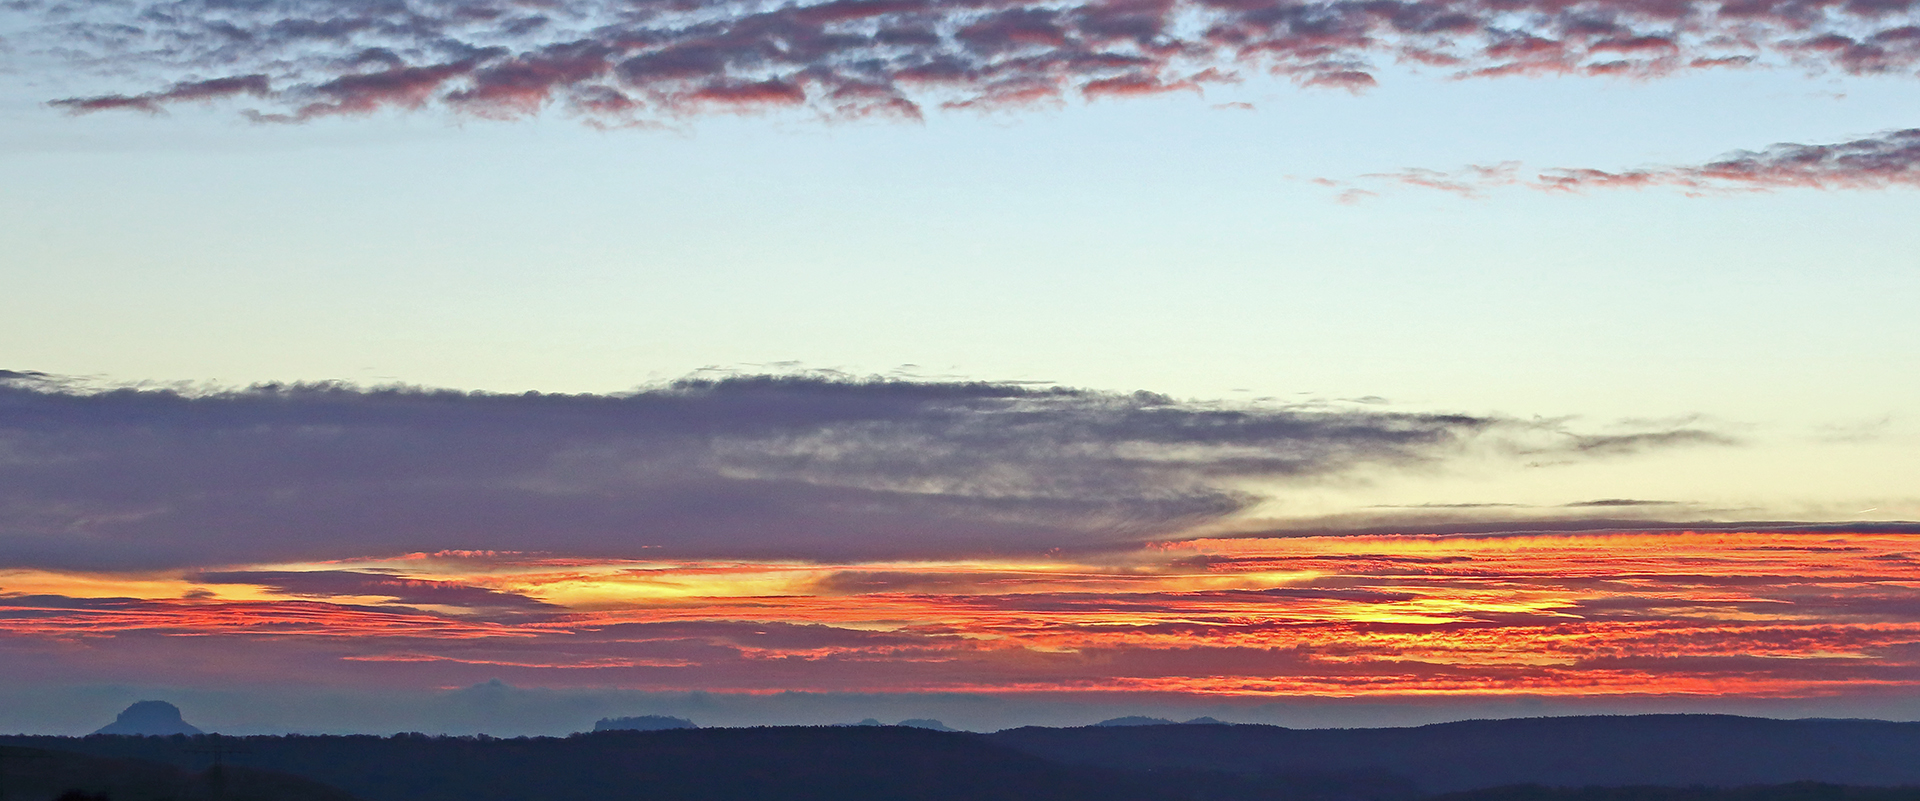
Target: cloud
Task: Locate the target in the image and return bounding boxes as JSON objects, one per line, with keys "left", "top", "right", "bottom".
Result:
{"left": 15, "top": 0, "right": 1919, "bottom": 124}
{"left": 48, "top": 74, "right": 272, "bottom": 114}
{"left": 189, "top": 570, "right": 561, "bottom": 612}
{"left": 14, "top": 529, "right": 1920, "bottom": 709}
{"left": 1563, "top": 498, "right": 1680, "bottom": 508}
{"left": 1535, "top": 129, "right": 1920, "bottom": 192}
{"left": 0, "top": 372, "right": 1726, "bottom": 570}
{"left": 1350, "top": 129, "right": 1920, "bottom": 197}
{"left": 1555, "top": 428, "right": 1739, "bottom": 456}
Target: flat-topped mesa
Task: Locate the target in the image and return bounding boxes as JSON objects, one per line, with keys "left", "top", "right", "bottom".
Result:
{"left": 592, "top": 715, "right": 696, "bottom": 732}
{"left": 94, "top": 700, "right": 205, "bottom": 736}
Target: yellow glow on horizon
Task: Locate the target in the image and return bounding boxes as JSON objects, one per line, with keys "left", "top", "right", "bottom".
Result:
{"left": 0, "top": 569, "right": 282, "bottom": 602}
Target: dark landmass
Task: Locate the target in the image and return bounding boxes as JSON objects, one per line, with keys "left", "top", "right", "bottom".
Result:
{"left": 0, "top": 744, "right": 355, "bottom": 801}
{"left": 987, "top": 715, "right": 1920, "bottom": 792}
{"left": 91, "top": 702, "right": 202, "bottom": 737}
{"left": 0, "top": 728, "right": 1413, "bottom": 801}
{"left": 5, "top": 715, "right": 1920, "bottom": 801}
{"left": 593, "top": 715, "right": 697, "bottom": 732}
{"left": 1436, "top": 785, "right": 1920, "bottom": 801}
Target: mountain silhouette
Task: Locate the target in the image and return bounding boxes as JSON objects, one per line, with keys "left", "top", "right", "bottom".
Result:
{"left": 93, "top": 702, "right": 204, "bottom": 736}
{"left": 591, "top": 715, "right": 696, "bottom": 732}
{"left": 1094, "top": 716, "right": 1178, "bottom": 727}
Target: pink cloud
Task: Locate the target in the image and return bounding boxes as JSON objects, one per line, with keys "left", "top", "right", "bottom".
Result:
{"left": 1080, "top": 73, "right": 1202, "bottom": 97}
{"left": 683, "top": 78, "right": 810, "bottom": 107}
{"left": 26, "top": 0, "right": 1920, "bottom": 125}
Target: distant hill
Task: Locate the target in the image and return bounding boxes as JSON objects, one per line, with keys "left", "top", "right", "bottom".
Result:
{"left": 0, "top": 744, "right": 356, "bottom": 801}
{"left": 593, "top": 715, "right": 697, "bottom": 732}
{"left": 92, "top": 701, "right": 203, "bottom": 736}
{"left": 986, "top": 715, "right": 1920, "bottom": 792}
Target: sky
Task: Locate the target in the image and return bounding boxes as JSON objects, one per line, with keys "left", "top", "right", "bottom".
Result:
{"left": 0, "top": 0, "right": 1917, "bottom": 736}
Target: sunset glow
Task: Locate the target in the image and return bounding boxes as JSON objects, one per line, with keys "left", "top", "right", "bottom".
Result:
{"left": 5, "top": 0, "right": 1918, "bottom": 739}
{"left": 8, "top": 530, "right": 1918, "bottom": 699}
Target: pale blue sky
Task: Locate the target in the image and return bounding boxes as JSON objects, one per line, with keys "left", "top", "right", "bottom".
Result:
{"left": 3, "top": 57, "right": 1918, "bottom": 521}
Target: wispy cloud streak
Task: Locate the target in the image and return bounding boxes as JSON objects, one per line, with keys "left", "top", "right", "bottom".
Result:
{"left": 1536, "top": 128, "right": 1920, "bottom": 192}
{"left": 1353, "top": 128, "right": 1920, "bottom": 196}
{"left": 11, "top": 0, "right": 1917, "bottom": 123}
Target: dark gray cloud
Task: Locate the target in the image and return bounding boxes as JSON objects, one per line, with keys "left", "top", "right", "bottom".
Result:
{"left": 0, "top": 372, "right": 1729, "bottom": 570}
{"left": 46, "top": 74, "right": 272, "bottom": 113}
{"left": 1564, "top": 498, "right": 1680, "bottom": 508}
{"left": 1556, "top": 429, "right": 1738, "bottom": 455}
{"left": 14, "top": 0, "right": 1918, "bottom": 124}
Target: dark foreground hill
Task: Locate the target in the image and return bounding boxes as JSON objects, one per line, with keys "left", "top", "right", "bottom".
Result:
{"left": 1436, "top": 784, "right": 1920, "bottom": 801}
{"left": 0, "top": 728, "right": 1412, "bottom": 801}
{"left": 0, "top": 744, "right": 356, "bottom": 801}
{"left": 8, "top": 716, "right": 1920, "bottom": 801}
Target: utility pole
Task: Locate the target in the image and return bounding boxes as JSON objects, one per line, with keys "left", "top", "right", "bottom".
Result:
{"left": 186, "top": 735, "right": 248, "bottom": 801}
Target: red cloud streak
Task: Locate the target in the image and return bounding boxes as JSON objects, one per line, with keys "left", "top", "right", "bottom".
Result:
{"left": 8, "top": 530, "right": 1920, "bottom": 697}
